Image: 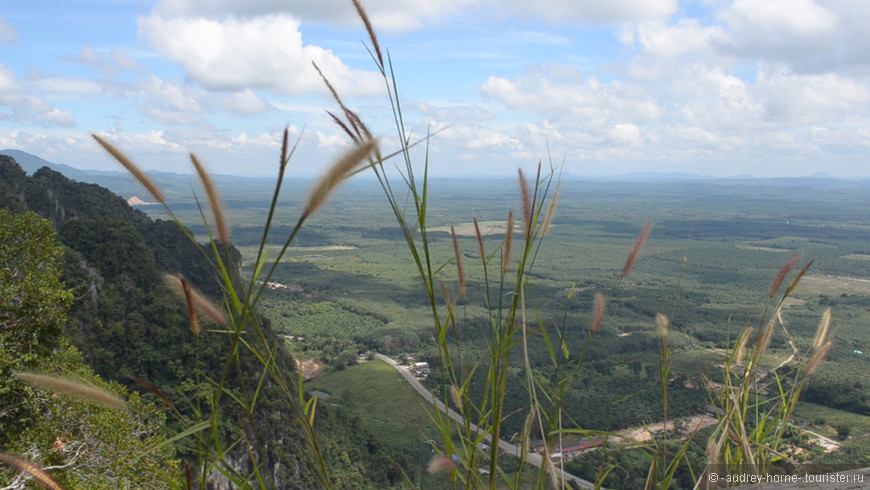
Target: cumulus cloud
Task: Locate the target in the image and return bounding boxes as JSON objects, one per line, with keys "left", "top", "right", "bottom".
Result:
{"left": 215, "top": 89, "right": 272, "bottom": 114}
{"left": 492, "top": 0, "right": 676, "bottom": 24}
{"left": 479, "top": 64, "right": 662, "bottom": 127}
{"left": 70, "top": 46, "right": 141, "bottom": 75}
{"left": 138, "top": 13, "right": 383, "bottom": 97}
{"left": 152, "top": 0, "right": 675, "bottom": 30}
{"left": 0, "top": 65, "right": 76, "bottom": 127}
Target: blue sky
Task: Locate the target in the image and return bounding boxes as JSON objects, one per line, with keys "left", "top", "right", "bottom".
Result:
{"left": 1, "top": 0, "right": 869, "bottom": 177}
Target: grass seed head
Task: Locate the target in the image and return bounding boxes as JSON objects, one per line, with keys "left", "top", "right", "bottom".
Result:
{"left": 449, "top": 384, "right": 463, "bottom": 412}
{"left": 591, "top": 292, "right": 605, "bottom": 333}
{"left": 303, "top": 139, "right": 377, "bottom": 221}
{"left": 541, "top": 185, "right": 559, "bottom": 238}
{"left": 427, "top": 456, "right": 456, "bottom": 474}
{"left": 502, "top": 211, "right": 514, "bottom": 275}
{"left": 451, "top": 226, "right": 466, "bottom": 298}
{"left": 190, "top": 153, "right": 229, "bottom": 243}
{"left": 92, "top": 134, "right": 164, "bottom": 203}
{"left": 518, "top": 169, "right": 532, "bottom": 240}
{"left": 0, "top": 453, "right": 65, "bottom": 490}
{"left": 162, "top": 273, "right": 226, "bottom": 326}
{"left": 770, "top": 253, "right": 801, "bottom": 298}
{"left": 656, "top": 312, "right": 670, "bottom": 338}
{"left": 806, "top": 341, "right": 832, "bottom": 375}
{"left": 351, "top": 0, "right": 384, "bottom": 68}
{"left": 472, "top": 216, "right": 486, "bottom": 261}
{"left": 622, "top": 221, "right": 651, "bottom": 277}
{"left": 15, "top": 372, "right": 126, "bottom": 410}
{"left": 813, "top": 308, "right": 832, "bottom": 352}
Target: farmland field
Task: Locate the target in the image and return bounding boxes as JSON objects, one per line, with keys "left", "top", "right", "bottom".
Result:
{"left": 142, "top": 174, "right": 870, "bottom": 484}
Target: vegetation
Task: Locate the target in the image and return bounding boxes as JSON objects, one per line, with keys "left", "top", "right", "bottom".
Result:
{"left": 3, "top": 2, "right": 870, "bottom": 488}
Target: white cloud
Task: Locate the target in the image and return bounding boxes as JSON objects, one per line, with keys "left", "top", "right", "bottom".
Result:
{"left": 629, "top": 19, "right": 726, "bottom": 59}
{"left": 152, "top": 0, "right": 675, "bottom": 32}
{"left": 492, "top": 0, "right": 677, "bottom": 24}
{"left": 756, "top": 65, "right": 870, "bottom": 123}
{"left": 70, "top": 46, "right": 140, "bottom": 75}
{"left": 27, "top": 75, "right": 103, "bottom": 96}
{"left": 608, "top": 123, "right": 642, "bottom": 146}
{"left": 0, "top": 65, "right": 22, "bottom": 93}
{"left": 714, "top": 0, "right": 870, "bottom": 71}
{"left": 152, "top": 0, "right": 475, "bottom": 31}
{"left": 0, "top": 16, "right": 17, "bottom": 44}
{"left": 139, "top": 13, "right": 383, "bottom": 97}
{"left": 215, "top": 89, "right": 272, "bottom": 114}
{"left": 479, "top": 64, "right": 662, "bottom": 127}
{"left": 0, "top": 65, "right": 76, "bottom": 127}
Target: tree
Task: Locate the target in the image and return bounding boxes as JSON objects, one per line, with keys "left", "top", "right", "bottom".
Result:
{"left": 0, "top": 209, "right": 178, "bottom": 487}
{"left": 0, "top": 210, "right": 71, "bottom": 362}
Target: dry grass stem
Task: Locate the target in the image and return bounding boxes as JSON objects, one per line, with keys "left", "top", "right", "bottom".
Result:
{"left": 190, "top": 153, "right": 229, "bottom": 243}
{"left": 591, "top": 292, "right": 605, "bottom": 333}
{"left": 303, "top": 139, "right": 377, "bottom": 220}
{"left": 449, "top": 384, "right": 463, "bottom": 412}
{"left": 328, "top": 111, "right": 359, "bottom": 143}
{"left": 472, "top": 217, "right": 486, "bottom": 260}
{"left": 518, "top": 169, "right": 531, "bottom": 239}
{"left": 770, "top": 253, "right": 801, "bottom": 298}
{"left": 162, "top": 274, "right": 226, "bottom": 325}
{"left": 427, "top": 456, "right": 456, "bottom": 474}
{"left": 622, "top": 221, "right": 651, "bottom": 277}
{"left": 15, "top": 372, "right": 126, "bottom": 410}
{"left": 450, "top": 226, "right": 466, "bottom": 297}
{"left": 734, "top": 328, "right": 753, "bottom": 366}
{"left": 92, "top": 134, "right": 164, "bottom": 203}
{"left": 541, "top": 185, "right": 559, "bottom": 238}
{"left": 352, "top": 0, "right": 384, "bottom": 67}
{"left": 502, "top": 212, "right": 514, "bottom": 275}
{"left": 757, "top": 309, "right": 779, "bottom": 357}
{"left": 656, "top": 313, "right": 670, "bottom": 338}
{"left": 0, "top": 453, "right": 65, "bottom": 490}
{"left": 806, "top": 341, "right": 832, "bottom": 375}
{"left": 181, "top": 278, "right": 200, "bottom": 336}
{"left": 280, "top": 127, "right": 290, "bottom": 170}
{"left": 813, "top": 308, "right": 832, "bottom": 351}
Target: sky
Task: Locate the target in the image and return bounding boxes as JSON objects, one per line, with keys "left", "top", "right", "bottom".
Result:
{"left": 1, "top": 0, "right": 869, "bottom": 178}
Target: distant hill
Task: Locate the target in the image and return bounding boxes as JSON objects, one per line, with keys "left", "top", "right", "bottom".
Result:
{"left": 0, "top": 149, "right": 96, "bottom": 178}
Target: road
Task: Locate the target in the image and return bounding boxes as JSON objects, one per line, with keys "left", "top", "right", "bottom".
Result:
{"left": 376, "top": 354, "right": 595, "bottom": 489}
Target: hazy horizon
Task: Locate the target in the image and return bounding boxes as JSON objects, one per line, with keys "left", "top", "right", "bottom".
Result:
{"left": 2, "top": 1, "right": 869, "bottom": 178}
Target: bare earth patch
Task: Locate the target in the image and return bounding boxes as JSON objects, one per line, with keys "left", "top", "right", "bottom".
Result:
{"left": 615, "top": 415, "right": 719, "bottom": 444}
{"left": 295, "top": 358, "right": 324, "bottom": 381}
{"left": 797, "top": 274, "right": 870, "bottom": 296}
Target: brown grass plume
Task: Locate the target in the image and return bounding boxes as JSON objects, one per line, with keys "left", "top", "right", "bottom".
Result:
{"left": 15, "top": 372, "right": 126, "bottom": 410}
{"left": 450, "top": 226, "right": 466, "bottom": 297}
{"left": 622, "top": 221, "right": 651, "bottom": 277}
{"left": 162, "top": 273, "right": 226, "bottom": 326}
{"left": 503, "top": 211, "right": 514, "bottom": 275}
{"left": 303, "top": 139, "right": 377, "bottom": 221}
{"left": 591, "top": 291, "right": 605, "bottom": 333}
{"left": 352, "top": 0, "right": 384, "bottom": 68}
{"left": 518, "top": 169, "right": 532, "bottom": 240}
{"left": 0, "top": 453, "right": 65, "bottom": 490}
{"left": 190, "top": 153, "right": 229, "bottom": 243}
{"left": 770, "top": 253, "right": 801, "bottom": 298}
{"left": 92, "top": 134, "right": 164, "bottom": 203}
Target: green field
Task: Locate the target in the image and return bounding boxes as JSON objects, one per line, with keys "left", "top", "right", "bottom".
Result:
{"left": 142, "top": 175, "right": 870, "bottom": 486}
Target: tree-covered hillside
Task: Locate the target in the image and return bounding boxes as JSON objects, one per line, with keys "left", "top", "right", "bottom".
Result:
{"left": 0, "top": 156, "right": 325, "bottom": 487}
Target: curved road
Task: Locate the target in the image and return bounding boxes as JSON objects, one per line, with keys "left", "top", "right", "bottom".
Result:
{"left": 376, "top": 354, "right": 594, "bottom": 489}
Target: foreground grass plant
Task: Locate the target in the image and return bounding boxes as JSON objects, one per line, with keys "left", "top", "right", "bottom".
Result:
{"left": 4, "top": 2, "right": 837, "bottom": 488}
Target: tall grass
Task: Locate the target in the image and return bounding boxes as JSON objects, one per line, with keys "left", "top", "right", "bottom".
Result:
{"left": 6, "top": 2, "right": 836, "bottom": 488}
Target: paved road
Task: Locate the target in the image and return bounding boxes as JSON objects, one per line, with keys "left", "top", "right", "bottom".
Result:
{"left": 376, "top": 354, "right": 594, "bottom": 489}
